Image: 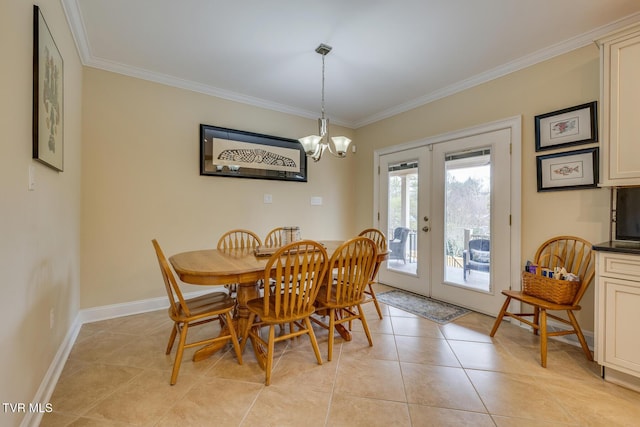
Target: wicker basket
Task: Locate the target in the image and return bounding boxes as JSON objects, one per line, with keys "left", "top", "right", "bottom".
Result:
{"left": 521, "top": 271, "right": 580, "bottom": 304}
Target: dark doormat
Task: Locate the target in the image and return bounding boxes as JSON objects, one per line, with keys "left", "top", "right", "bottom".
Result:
{"left": 376, "top": 289, "right": 471, "bottom": 324}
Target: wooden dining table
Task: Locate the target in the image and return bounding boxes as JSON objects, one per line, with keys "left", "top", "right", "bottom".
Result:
{"left": 169, "top": 240, "right": 388, "bottom": 361}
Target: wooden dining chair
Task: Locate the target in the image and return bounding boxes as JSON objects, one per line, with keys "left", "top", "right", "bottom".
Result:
{"left": 151, "top": 239, "right": 242, "bottom": 385}
{"left": 217, "top": 229, "right": 262, "bottom": 251}
{"left": 490, "top": 236, "right": 595, "bottom": 367}
{"left": 217, "top": 229, "right": 263, "bottom": 297}
{"left": 312, "top": 236, "right": 378, "bottom": 361}
{"left": 358, "top": 228, "right": 387, "bottom": 319}
{"left": 264, "top": 227, "right": 284, "bottom": 248}
{"left": 241, "top": 240, "right": 328, "bottom": 385}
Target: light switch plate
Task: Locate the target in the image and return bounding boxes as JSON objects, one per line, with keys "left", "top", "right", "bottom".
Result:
{"left": 310, "top": 196, "right": 322, "bottom": 206}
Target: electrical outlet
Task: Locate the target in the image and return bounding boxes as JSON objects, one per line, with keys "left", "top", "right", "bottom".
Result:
{"left": 264, "top": 194, "right": 273, "bottom": 204}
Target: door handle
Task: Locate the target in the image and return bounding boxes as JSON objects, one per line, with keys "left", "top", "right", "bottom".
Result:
{"left": 422, "top": 226, "right": 430, "bottom": 232}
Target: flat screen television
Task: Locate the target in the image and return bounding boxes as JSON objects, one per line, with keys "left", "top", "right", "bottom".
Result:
{"left": 615, "top": 187, "right": 640, "bottom": 241}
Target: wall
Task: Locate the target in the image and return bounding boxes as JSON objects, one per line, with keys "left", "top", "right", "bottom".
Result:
{"left": 352, "top": 45, "right": 611, "bottom": 331}
{"left": 80, "top": 68, "right": 356, "bottom": 308}
{"left": 0, "top": 1, "right": 83, "bottom": 425}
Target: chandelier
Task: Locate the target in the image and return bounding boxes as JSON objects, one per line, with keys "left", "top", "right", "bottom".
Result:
{"left": 298, "top": 44, "right": 352, "bottom": 162}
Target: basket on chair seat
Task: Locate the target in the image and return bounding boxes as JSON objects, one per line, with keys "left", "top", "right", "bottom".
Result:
{"left": 521, "top": 271, "right": 580, "bottom": 305}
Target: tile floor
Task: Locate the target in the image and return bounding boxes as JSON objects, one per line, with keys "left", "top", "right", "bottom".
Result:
{"left": 42, "top": 286, "right": 640, "bottom": 426}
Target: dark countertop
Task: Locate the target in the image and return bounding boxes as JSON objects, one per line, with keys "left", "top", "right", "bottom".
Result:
{"left": 593, "top": 240, "right": 640, "bottom": 255}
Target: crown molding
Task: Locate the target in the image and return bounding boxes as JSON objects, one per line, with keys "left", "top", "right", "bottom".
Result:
{"left": 354, "top": 12, "right": 640, "bottom": 128}
{"left": 62, "top": 0, "right": 640, "bottom": 130}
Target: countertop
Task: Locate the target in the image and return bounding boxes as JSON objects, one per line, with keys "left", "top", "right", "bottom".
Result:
{"left": 593, "top": 240, "right": 640, "bottom": 255}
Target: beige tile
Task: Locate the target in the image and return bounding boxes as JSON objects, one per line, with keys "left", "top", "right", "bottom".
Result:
{"left": 447, "top": 340, "right": 524, "bottom": 373}
{"left": 401, "top": 363, "right": 486, "bottom": 412}
{"left": 39, "top": 411, "right": 78, "bottom": 427}
{"left": 395, "top": 335, "right": 460, "bottom": 367}
{"left": 360, "top": 298, "right": 390, "bottom": 318}
{"left": 242, "top": 384, "right": 331, "bottom": 427}
{"left": 81, "top": 369, "right": 197, "bottom": 424}
{"left": 334, "top": 356, "right": 406, "bottom": 402}
{"left": 408, "top": 404, "right": 495, "bottom": 427}
{"left": 387, "top": 305, "right": 419, "bottom": 318}
{"left": 492, "top": 415, "right": 580, "bottom": 426}
{"left": 438, "top": 321, "right": 494, "bottom": 343}
{"left": 340, "top": 331, "right": 399, "bottom": 361}
{"left": 466, "top": 369, "right": 574, "bottom": 423}
{"left": 327, "top": 394, "right": 411, "bottom": 427}
{"left": 49, "top": 363, "right": 142, "bottom": 415}
{"left": 390, "top": 316, "right": 445, "bottom": 338}
{"left": 156, "top": 377, "right": 262, "bottom": 427}
{"left": 542, "top": 374, "right": 640, "bottom": 426}
{"left": 206, "top": 345, "right": 275, "bottom": 384}
{"left": 349, "top": 314, "right": 395, "bottom": 334}
{"left": 67, "top": 417, "right": 135, "bottom": 426}
{"left": 45, "top": 290, "right": 640, "bottom": 426}
{"left": 269, "top": 347, "right": 336, "bottom": 392}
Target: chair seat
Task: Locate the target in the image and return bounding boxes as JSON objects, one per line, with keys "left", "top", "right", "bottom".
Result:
{"left": 315, "top": 285, "right": 367, "bottom": 308}
{"left": 501, "top": 290, "right": 581, "bottom": 311}
{"left": 172, "top": 292, "right": 236, "bottom": 321}
{"left": 246, "top": 297, "right": 316, "bottom": 323}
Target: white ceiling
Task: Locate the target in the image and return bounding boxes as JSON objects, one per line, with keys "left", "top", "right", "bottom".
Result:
{"left": 63, "top": 0, "right": 640, "bottom": 128}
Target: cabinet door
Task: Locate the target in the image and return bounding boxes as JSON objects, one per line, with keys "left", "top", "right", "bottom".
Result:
{"left": 603, "top": 276, "right": 640, "bottom": 375}
{"left": 599, "top": 25, "right": 640, "bottom": 185}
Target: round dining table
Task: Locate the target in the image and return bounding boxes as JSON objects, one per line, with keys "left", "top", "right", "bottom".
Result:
{"left": 168, "top": 240, "right": 387, "bottom": 361}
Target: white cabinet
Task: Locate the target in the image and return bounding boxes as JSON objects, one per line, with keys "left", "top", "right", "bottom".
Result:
{"left": 595, "top": 251, "right": 640, "bottom": 391}
{"left": 596, "top": 24, "right": 640, "bottom": 186}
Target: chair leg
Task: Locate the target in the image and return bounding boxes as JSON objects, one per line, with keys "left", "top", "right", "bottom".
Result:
{"left": 368, "top": 284, "right": 383, "bottom": 319}
{"left": 166, "top": 323, "right": 178, "bottom": 354}
{"left": 567, "top": 310, "right": 594, "bottom": 362}
{"left": 328, "top": 309, "right": 336, "bottom": 362}
{"left": 533, "top": 307, "right": 540, "bottom": 336}
{"left": 224, "top": 312, "right": 243, "bottom": 365}
{"left": 490, "top": 296, "right": 511, "bottom": 337}
{"left": 357, "top": 305, "right": 373, "bottom": 347}
{"left": 540, "top": 309, "right": 548, "bottom": 368}
{"left": 170, "top": 323, "right": 189, "bottom": 385}
{"left": 305, "top": 317, "right": 323, "bottom": 365}
{"left": 240, "top": 313, "right": 256, "bottom": 353}
{"left": 265, "top": 325, "right": 276, "bottom": 386}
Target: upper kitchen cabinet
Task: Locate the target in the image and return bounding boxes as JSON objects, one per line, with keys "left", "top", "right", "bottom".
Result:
{"left": 597, "top": 24, "right": 640, "bottom": 186}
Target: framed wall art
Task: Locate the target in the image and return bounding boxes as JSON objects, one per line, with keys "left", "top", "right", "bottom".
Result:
{"left": 200, "top": 125, "right": 307, "bottom": 182}
{"left": 536, "top": 147, "right": 599, "bottom": 192}
{"left": 33, "top": 5, "right": 64, "bottom": 171}
{"left": 534, "top": 101, "right": 597, "bottom": 152}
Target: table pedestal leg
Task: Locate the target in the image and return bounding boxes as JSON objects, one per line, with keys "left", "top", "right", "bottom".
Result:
{"left": 192, "top": 281, "right": 260, "bottom": 362}
{"left": 235, "top": 281, "right": 260, "bottom": 336}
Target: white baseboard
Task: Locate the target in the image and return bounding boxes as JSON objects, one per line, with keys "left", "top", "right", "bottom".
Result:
{"left": 23, "top": 289, "right": 213, "bottom": 427}
{"left": 21, "top": 316, "right": 82, "bottom": 427}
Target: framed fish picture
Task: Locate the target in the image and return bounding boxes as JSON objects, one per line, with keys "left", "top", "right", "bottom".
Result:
{"left": 534, "top": 102, "right": 597, "bottom": 152}
{"left": 200, "top": 125, "right": 307, "bottom": 182}
{"left": 536, "top": 148, "right": 599, "bottom": 192}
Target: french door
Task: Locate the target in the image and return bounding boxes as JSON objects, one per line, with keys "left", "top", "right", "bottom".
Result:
{"left": 377, "top": 147, "right": 431, "bottom": 295}
{"left": 375, "top": 119, "right": 521, "bottom": 316}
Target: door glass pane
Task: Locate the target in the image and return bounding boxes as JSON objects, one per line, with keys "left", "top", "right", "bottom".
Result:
{"left": 387, "top": 162, "right": 418, "bottom": 275}
{"left": 444, "top": 149, "right": 491, "bottom": 291}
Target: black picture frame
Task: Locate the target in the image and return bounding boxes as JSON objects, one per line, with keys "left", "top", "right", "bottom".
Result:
{"left": 534, "top": 101, "right": 597, "bottom": 152}
{"left": 33, "top": 5, "right": 64, "bottom": 171}
{"left": 200, "top": 125, "right": 307, "bottom": 182}
{"left": 536, "top": 147, "right": 599, "bottom": 192}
